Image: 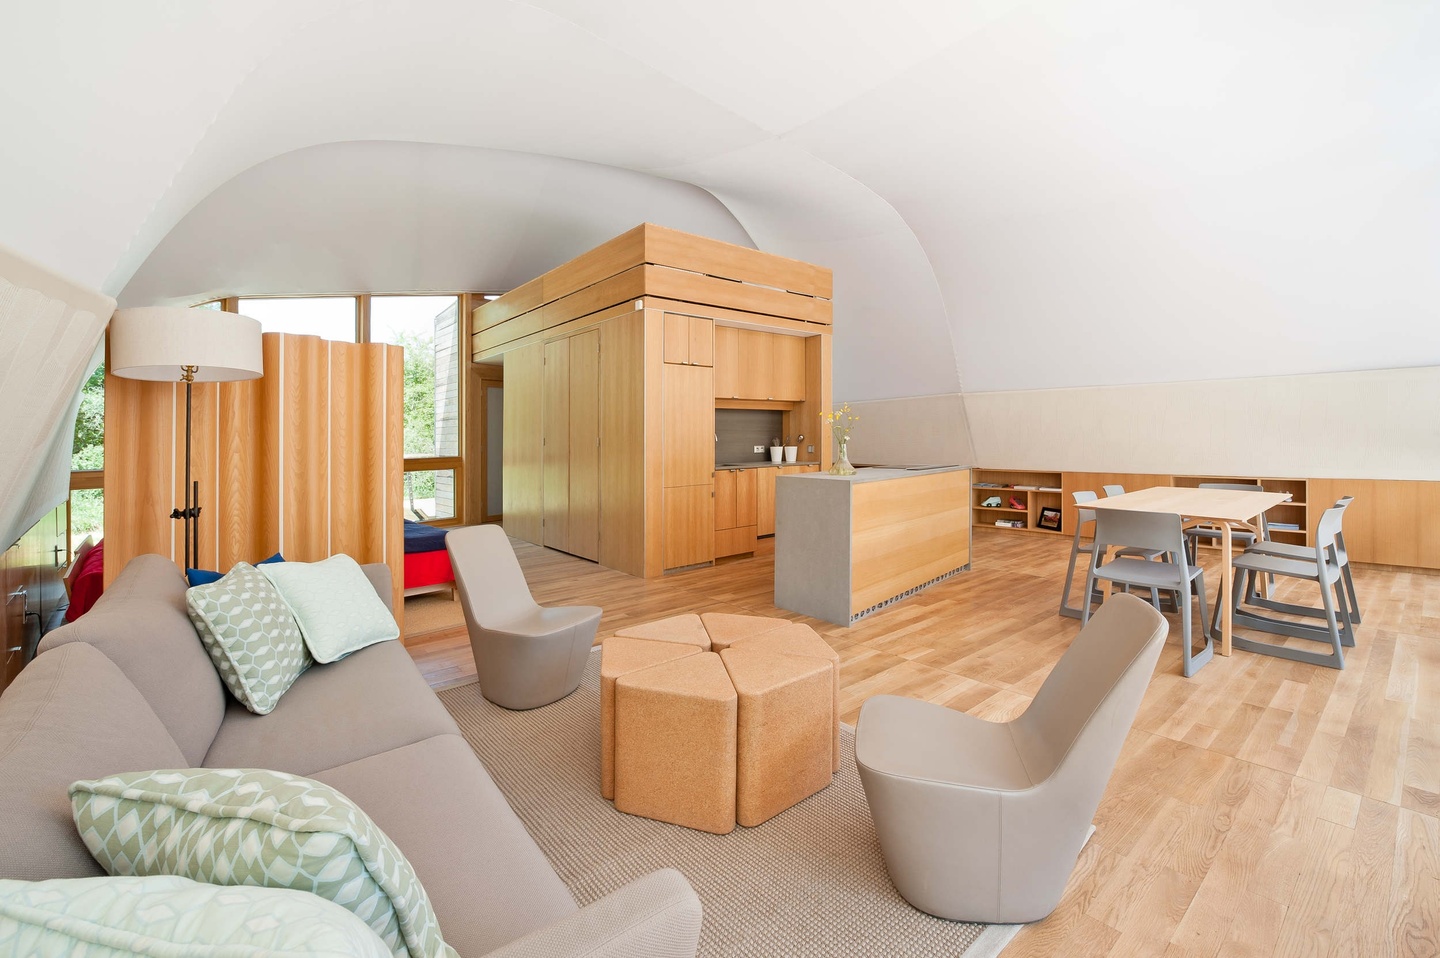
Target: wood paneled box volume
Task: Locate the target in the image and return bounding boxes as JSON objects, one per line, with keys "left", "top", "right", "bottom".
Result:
{"left": 104, "top": 332, "right": 406, "bottom": 621}
{"left": 480, "top": 224, "right": 833, "bottom": 578}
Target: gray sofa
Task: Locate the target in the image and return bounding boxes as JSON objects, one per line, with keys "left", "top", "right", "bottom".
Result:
{"left": 0, "top": 554, "right": 702, "bottom": 958}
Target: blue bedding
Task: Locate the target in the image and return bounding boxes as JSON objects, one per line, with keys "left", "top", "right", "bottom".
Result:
{"left": 404, "top": 519, "right": 449, "bottom": 554}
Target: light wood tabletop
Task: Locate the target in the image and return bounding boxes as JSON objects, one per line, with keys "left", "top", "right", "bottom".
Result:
{"left": 1085, "top": 485, "right": 1292, "bottom": 659}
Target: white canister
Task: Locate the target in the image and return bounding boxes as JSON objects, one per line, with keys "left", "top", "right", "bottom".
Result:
{"left": 784, "top": 445, "right": 798, "bottom": 463}
{"left": 769, "top": 446, "right": 783, "bottom": 463}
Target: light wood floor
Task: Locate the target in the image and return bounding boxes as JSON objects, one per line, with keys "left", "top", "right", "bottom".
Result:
{"left": 406, "top": 529, "right": 1440, "bottom": 958}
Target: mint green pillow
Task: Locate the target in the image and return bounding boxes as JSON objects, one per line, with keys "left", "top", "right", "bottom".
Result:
{"left": 186, "top": 561, "right": 312, "bottom": 714}
{"left": 0, "top": 875, "right": 394, "bottom": 957}
{"left": 70, "top": 769, "right": 458, "bottom": 958}
{"left": 260, "top": 554, "right": 399, "bottom": 663}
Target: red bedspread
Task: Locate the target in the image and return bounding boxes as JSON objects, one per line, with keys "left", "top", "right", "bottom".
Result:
{"left": 65, "top": 541, "right": 105, "bottom": 622}
{"left": 404, "top": 548, "right": 454, "bottom": 589}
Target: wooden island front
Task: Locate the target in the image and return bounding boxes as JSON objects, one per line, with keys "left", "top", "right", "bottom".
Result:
{"left": 773, "top": 467, "right": 972, "bottom": 626}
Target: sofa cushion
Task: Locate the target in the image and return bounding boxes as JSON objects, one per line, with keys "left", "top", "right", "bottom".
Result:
{"left": 186, "top": 561, "right": 312, "bottom": 714}
{"left": 312, "top": 734, "right": 578, "bottom": 958}
{"left": 262, "top": 554, "right": 400, "bottom": 663}
{"left": 38, "top": 553, "right": 225, "bottom": 765}
{"left": 0, "top": 875, "right": 394, "bottom": 958}
{"left": 203, "top": 638, "right": 459, "bottom": 776}
{"left": 0, "top": 643, "right": 187, "bottom": 881}
{"left": 71, "top": 768, "right": 459, "bottom": 958}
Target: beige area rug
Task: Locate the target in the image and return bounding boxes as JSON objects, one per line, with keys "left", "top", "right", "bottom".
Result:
{"left": 439, "top": 652, "right": 1020, "bottom": 958}
{"left": 402, "top": 591, "right": 465, "bottom": 639}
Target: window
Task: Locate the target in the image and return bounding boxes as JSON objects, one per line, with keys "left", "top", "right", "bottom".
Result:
{"left": 402, "top": 469, "right": 456, "bottom": 522}
{"left": 370, "top": 296, "right": 460, "bottom": 458}
{"left": 69, "top": 363, "right": 106, "bottom": 549}
{"left": 238, "top": 297, "right": 357, "bottom": 341}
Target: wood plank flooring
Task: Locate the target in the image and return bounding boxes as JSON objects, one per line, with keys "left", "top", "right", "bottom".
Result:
{"left": 406, "top": 528, "right": 1440, "bottom": 958}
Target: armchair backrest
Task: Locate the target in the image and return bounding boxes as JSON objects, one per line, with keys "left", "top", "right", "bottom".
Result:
{"left": 446, "top": 524, "right": 539, "bottom": 628}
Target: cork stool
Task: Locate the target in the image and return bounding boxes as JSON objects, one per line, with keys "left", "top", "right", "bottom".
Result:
{"left": 720, "top": 647, "right": 834, "bottom": 826}
{"left": 613, "top": 652, "right": 738, "bottom": 835}
{"left": 599, "top": 636, "right": 700, "bottom": 800}
{"left": 730, "top": 622, "right": 842, "bottom": 773}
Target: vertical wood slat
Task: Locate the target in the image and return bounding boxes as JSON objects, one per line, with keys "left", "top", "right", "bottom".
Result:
{"left": 104, "top": 333, "right": 402, "bottom": 619}
{"left": 282, "top": 335, "right": 329, "bottom": 561}
{"left": 599, "top": 313, "right": 646, "bottom": 577}
{"left": 502, "top": 342, "right": 544, "bottom": 544}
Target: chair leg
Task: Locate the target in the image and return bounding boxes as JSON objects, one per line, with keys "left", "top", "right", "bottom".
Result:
{"left": 1341, "top": 562, "right": 1362, "bottom": 624}
{"left": 1058, "top": 534, "right": 1093, "bottom": 620}
{"left": 1081, "top": 565, "right": 1098, "bottom": 626}
{"left": 1183, "top": 570, "right": 1214, "bottom": 678}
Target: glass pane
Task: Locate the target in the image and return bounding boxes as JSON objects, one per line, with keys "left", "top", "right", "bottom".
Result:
{"left": 196, "top": 301, "right": 222, "bottom": 311}
{"left": 70, "top": 489, "right": 104, "bottom": 544}
{"left": 237, "top": 297, "right": 357, "bottom": 341}
{"left": 403, "top": 469, "right": 455, "bottom": 521}
{"left": 370, "top": 296, "right": 460, "bottom": 458}
{"left": 71, "top": 364, "right": 105, "bottom": 471}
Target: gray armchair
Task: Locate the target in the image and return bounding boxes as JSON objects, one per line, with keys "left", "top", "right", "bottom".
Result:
{"left": 855, "top": 594, "right": 1166, "bottom": 923}
{"left": 447, "top": 524, "right": 601, "bottom": 710}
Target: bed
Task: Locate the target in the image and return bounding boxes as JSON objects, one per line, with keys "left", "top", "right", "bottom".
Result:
{"left": 404, "top": 519, "right": 456, "bottom": 598}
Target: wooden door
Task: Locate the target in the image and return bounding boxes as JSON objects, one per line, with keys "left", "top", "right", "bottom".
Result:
{"left": 687, "top": 316, "right": 713, "bottom": 367}
{"left": 502, "top": 342, "right": 544, "bottom": 544}
{"left": 715, "top": 469, "right": 737, "bottom": 530}
{"left": 773, "top": 334, "right": 806, "bottom": 401}
{"left": 736, "top": 467, "right": 758, "bottom": 527}
{"left": 662, "top": 363, "right": 714, "bottom": 488}
{"left": 543, "top": 338, "right": 570, "bottom": 551}
{"left": 598, "top": 314, "right": 646, "bottom": 577}
{"left": 663, "top": 484, "right": 714, "bottom": 569}
{"left": 737, "top": 329, "right": 775, "bottom": 400}
{"left": 756, "top": 466, "right": 779, "bottom": 536}
{"left": 714, "top": 325, "right": 740, "bottom": 399}
{"left": 569, "top": 330, "right": 600, "bottom": 561}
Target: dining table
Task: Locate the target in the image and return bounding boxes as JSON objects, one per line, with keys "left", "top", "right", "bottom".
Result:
{"left": 1082, "top": 485, "right": 1293, "bottom": 658}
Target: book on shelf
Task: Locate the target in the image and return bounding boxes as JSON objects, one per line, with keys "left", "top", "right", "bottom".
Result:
{"left": 1268, "top": 522, "right": 1301, "bottom": 531}
{"left": 1039, "top": 486, "right": 1062, "bottom": 492}
{"left": 1013, "top": 484, "right": 1039, "bottom": 491}
{"left": 994, "top": 519, "right": 1024, "bottom": 529}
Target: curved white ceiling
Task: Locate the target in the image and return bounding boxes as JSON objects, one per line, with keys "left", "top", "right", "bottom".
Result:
{"left": 4, "top": 0, "right": 1437, "bottom": 402}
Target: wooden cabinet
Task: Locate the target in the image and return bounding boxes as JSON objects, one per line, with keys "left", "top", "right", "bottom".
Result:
{"left": 662, "top": 313, "right": 712, "bottom": 367}
{"left": 756, "top": 466, "right": 779, "bottom": 536}
{"left": 503, "top": 342, "right": 545, "bottom": 545}
{"left": 568, "top": 330, "right": 600, "bottom": 561}
{"left": 0, "top": 504, "right": 66, "bottom": 694}
{"left": 714, "top": 467, "right": 759, "bottom": 557}
{"left": 663, "top": 362, "right": 715, "bottom": 570}
{"left": 772, "top": 334, "right": 806, "bottom": 401}
{"left": 712, "top": 326, "right": 807, "bottom": 402}
{"left": 542, "top": 339, "right": 570, "bottom": 551}
{"left": 664, "top": 484, "right": 714, "bottom": 570}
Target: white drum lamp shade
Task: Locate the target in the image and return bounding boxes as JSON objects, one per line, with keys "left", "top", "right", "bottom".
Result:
{"left": 109, "top": 307, "right": 263, "bottom": 382}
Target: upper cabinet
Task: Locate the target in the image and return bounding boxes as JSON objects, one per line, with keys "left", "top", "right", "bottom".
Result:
{"left": 714, "top": 327, "right": 806, "bottom": 402}
{"left": 662, "top": 313, "right": 713, "bottom": 367}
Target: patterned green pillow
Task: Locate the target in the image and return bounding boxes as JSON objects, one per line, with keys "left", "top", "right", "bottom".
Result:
{"left": 70, "top": 769, "right": 458, "bottom": 958}
{"left": 186, "top": 561, "right": 312, "bottom": 714}
{"left": 0, "top": 875, "right": 394, "bottom": 957}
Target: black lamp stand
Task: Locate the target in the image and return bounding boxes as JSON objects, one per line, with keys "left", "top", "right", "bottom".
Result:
{"left": 169, "top": 365, "right": 201, "bottom": 570}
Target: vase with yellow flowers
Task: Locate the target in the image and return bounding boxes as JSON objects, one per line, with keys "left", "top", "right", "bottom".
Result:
{"left": 823, "top": 403, "right": 858, "bottom": 476}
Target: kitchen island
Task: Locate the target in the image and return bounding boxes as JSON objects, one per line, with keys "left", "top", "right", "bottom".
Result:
{"left": 774, "top": 466, "right": 972, "bottom": 626}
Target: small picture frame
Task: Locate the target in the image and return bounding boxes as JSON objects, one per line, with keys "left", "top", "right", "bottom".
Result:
{"left": 1037, "top": 506, "right": 1062, "bottom": 532}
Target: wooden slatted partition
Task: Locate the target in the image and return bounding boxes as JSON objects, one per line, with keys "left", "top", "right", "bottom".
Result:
{"left": 104, "top": 332, "right": 405, "bottom": 621}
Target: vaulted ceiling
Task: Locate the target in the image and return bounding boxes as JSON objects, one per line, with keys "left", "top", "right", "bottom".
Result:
{"left": 4, "top": 0, "right": 1437, "bottom": 402}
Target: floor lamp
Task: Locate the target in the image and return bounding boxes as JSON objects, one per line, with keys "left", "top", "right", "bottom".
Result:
{"left": 109, "top": 307, "right": 263, "bottom": 571}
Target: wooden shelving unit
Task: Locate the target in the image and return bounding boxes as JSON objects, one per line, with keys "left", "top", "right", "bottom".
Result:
{"left": 1172, "top": 475, "right": 1309, "bottom": 548}
{"left": 972, "top": 469, "right": 1067, "bottom": 535}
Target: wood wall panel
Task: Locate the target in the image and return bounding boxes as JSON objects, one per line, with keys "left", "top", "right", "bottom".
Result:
{"left": 282, "top": 334, "right": 329, "bottom": 561}
{"left": 599, "top": 314, "right": 647, "bottom": 577}
{"left": 103, "top": 369, "right": 175, "bottom": 586}
{"left": 105, "top": 333, "right": 402, "bottom": 617}
{"left": 502, "top": 341, "right": 544, "bottom": 544}
{"left": 569, "top": 329, "right": 600, "bottom": 562}
{"left": 542, "top": 338, "right": 570, "bottom": 551}
{"left": 1309, "top": 478, "right": 1440, "bottom": 568}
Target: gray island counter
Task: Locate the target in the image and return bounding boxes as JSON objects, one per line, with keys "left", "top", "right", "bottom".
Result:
{"left": 774, "top": 466, "right": 972, "bottom": 626}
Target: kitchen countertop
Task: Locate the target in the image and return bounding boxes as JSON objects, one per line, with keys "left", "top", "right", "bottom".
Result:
{"left": 782, "top": 464, "right": 968, "bottom": 484}
{"left": 713, "top": 461, "right": 818, "bottom": 470}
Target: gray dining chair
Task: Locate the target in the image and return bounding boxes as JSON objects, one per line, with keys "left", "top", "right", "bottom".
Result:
{"left": 1102, "top": 484, "right": 1126, "bottom": 498}
{"left": 856, "top": 594, "right": 1167, "bottom": 923}
{"left": 1240, "top": 496, "right": 1361, "bottom": 625}
{"left": 447, "top": 524, "right": 601, "bottom": 709}
{"left": 1183, "top": 482, "right": 1269, "bottom": 563}
{"left": 1084, "top": 509, "right": 1214, "bottom": 677}
{"left": 1059, "top": 491, "right": 1171, "bottom": 618}
{"left": 1224, "top": 504, "right": 1353, "bottom": 670}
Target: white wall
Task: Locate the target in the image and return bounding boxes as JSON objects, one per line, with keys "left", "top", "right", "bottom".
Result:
{"left": 838, "top": 394, "right": 977, "bottom": 469}
{"left": 965, "top": 366, "right": 1440, "bottom": 481}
